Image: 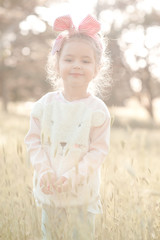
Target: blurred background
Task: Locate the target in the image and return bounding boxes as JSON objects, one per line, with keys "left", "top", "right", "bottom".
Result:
{"left": 0, "top": 0, "right": 160, "bottom": 125}
{"left": 1, "top": 1, "right": 160, "bottom": 239}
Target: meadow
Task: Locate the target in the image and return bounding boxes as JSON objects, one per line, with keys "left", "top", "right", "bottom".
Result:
{"left": 0, "top": 102, "right": 160, "bottom": 240}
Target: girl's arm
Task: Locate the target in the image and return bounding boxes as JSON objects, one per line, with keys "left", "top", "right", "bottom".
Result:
{"left": 62, "top": 113, "right": 111, "bottom": 186}
{"left": 25, "top": 115, "right": 53, "bottom": 176}
{"left": 25, "top": 114, "right": 57, "bottom": 194}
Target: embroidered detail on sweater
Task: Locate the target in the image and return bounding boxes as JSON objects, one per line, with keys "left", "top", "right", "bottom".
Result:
{"left": 31, "top": 100, "right": 106, "bottom": 177}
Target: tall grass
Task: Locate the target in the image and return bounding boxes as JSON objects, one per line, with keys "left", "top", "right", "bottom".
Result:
{"left": 0, "top": 110, "right": 160, "bottom": 240}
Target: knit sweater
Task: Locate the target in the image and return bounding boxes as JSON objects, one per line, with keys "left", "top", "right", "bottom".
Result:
{"left": 25, "top": 91, "right": 110, "bottom": 213}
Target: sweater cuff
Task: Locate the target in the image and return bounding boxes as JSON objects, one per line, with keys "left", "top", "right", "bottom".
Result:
{"left": 38, "top": 169, "right": 55, "bottom": 182}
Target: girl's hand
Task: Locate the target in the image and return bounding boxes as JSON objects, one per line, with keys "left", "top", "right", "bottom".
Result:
{"left": 55, "top": 176, "right": 70, "bottom": 193}
{"left": 40, "top": 171, "right": 56, "bottom": 195}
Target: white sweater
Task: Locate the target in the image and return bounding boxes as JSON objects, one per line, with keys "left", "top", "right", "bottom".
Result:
{"left": 25, "top": 91, "right": 110, "bottom": 213}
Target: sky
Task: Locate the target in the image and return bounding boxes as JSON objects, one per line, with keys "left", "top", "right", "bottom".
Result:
{"left": 34, "top": 0, "right": 97, "bottom": 27}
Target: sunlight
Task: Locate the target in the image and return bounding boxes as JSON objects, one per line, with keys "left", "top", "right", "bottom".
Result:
{"left": 136, "top": 0, "right": 160, "bottom": 13}
{"left": 68, "top": 0, "right": 97, "bottom": 25}
{"left": 19, "top": 0, "right": 160, "bottom": 35}
{"left": 18, "top": 0, "right": 160, "bottom": 79}
{"left": 124, "top": 49, "right": 139, "bottom": 71}
{"left": 99, "top": 10, "right": 114, "bottom": 33}
{"left": 119, "top": 25, "right": 160, "bottom": 78}
{"left": 35, "top": 3, "right": 72, "bottom": 26}
{"left": 145, "top": 27, "right": 160, "bottom": 49}
{"left": 130, "top": 77, "right": 142, "bottom": 93}
{"left": 35, "top": 0, "right": 97, "bottom": 28}
{"left": 22, "top": 47, "right": 31, "bottom": 56}
{"left": 19, "top": 15, "right": 46, "bottom": 35}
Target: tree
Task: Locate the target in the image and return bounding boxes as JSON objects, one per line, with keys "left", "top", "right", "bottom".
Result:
{"left": 95, "top": 0, "right": 160, "bottom": 119}
{"left": 1, "top": 0, "right": 160, "bottom": 120}
{"left": 0, "top": 0, "right": 56, "bottom": 111}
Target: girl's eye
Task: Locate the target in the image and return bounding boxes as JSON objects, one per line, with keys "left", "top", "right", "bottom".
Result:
{"left": 83, "top": 61, "right": 90, "bottom": 63}
{"left": 82, "top": 59, "right": 91, "bottom": 63}
{"left": 64, "top": 59, "right": 72, "bottom": 62}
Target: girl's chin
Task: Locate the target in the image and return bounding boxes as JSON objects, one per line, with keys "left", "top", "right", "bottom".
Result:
{"left": 65, "top": 79, "right": 85, "bottom": 85}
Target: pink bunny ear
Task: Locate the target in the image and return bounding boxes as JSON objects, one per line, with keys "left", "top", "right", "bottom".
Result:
{"left": 52, "top": 14, "right": 102, "bottom": 55}
{"left": 78, "top": 14, "right": 101, "bottom": 35}
{"left": 52, "top": 15, "right": 75, "bottom": 55}
{"left": 53, "top": 15, "right": 75, "bottom": 32}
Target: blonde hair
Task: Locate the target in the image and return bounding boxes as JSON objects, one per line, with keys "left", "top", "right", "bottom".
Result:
{"left": 46, "top": 32, "right": 112, "bottom": 100}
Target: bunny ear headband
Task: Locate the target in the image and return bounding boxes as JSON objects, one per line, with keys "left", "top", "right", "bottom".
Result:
{"left": 51, "top": 14, "right": 102, "bottom": 55}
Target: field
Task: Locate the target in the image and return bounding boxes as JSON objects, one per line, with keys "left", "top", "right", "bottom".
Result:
{"left": 0, "top": 102, "right": 160, "bottom": 240}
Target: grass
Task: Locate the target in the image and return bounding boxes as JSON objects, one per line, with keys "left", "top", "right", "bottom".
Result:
{"left": 0, "top": 105, "right": 160, "bottom": 240}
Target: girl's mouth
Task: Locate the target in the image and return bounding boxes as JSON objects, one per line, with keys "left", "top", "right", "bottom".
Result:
{"left": 70, "top": 73, "right": 83, "bottom": 76}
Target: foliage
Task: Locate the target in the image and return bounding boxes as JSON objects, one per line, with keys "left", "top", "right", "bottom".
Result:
{"left": 95, "top": 0, "right": 160, "bottom": 118}
{"left": 0, "top": 0, "right": 53, "bottom": 109}
{"left": 0, "top": 0, "right": 160, "bottom": 119}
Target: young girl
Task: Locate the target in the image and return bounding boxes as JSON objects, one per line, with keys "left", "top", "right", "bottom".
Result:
{"left": 25, "top": 14, "right": 111, "bottom": 240}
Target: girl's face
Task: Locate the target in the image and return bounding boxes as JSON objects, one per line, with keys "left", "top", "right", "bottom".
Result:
{"left": 57, "top": 40, "right": 99, "bottom": 91}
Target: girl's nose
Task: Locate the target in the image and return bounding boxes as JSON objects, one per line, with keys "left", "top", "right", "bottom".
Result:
{"left": 73, "top": 61, "right": 81, "bottom": 69}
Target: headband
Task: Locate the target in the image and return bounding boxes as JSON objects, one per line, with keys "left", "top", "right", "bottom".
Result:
{"left": 52, "top": 14, "right": 102, "bottom": 55}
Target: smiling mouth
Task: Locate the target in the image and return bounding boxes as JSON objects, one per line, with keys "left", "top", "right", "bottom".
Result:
{"left": 70, "top": 73, "right": 83, "bottom": 76}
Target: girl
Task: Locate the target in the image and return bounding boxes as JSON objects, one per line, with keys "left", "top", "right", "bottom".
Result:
{"left": 25, "top": 14, "right": 111, "bottom": 240}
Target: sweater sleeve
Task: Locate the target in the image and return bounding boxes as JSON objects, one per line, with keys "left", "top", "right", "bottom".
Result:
{"left": 63, "top": 109, "right": 111, "bottom": 185}
{"left": 24, "top": 113, "right": 53, "bottom": 175}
